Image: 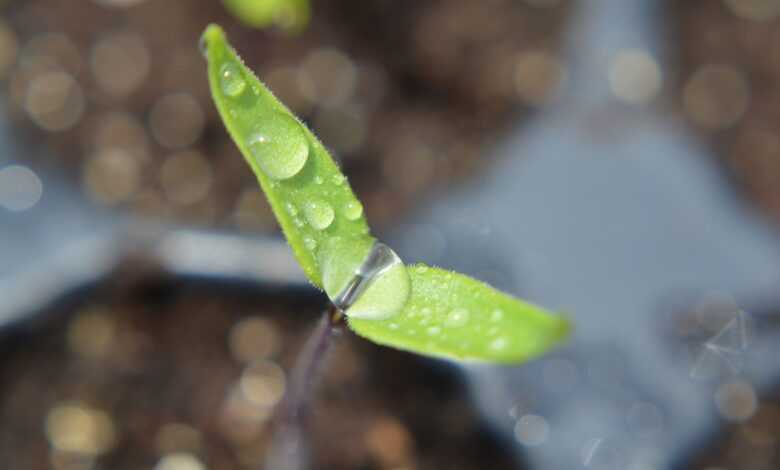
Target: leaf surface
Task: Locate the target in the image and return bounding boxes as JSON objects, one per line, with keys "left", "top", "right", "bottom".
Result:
{"left": 350, "top": 265, "right": 570, "bottom": 363}
{"left": 202, "top": 25, "right": 371, "bottom": 287}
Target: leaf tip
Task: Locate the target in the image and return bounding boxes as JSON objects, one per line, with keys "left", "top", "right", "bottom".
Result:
{"left": 200, "top": 24, "right": 226, "bottom": 57}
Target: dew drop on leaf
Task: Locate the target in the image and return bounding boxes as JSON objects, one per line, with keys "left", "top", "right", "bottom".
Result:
{"left": 491, "top": 309, "right": 504, "bottom": 322}
{"left": 345, "top": 244, "right": 411, "bottom": 321}
{"left": 332, "top": 174, "right": 345, "bottom": 186}
{"left": 490, "top": 337, "right": 508, "bottom": 351}
{"left": 304, "top": 237, "right": 317, "bottom": 251}
{"left": 220, "top": 62, "right": 246, "bottom": 97}
{"left": 427, "top": 326, "right": 441, "bottom": 336}
{"left": 304, "top": 200, "right": 335, "bottom": 230}
{"left": 343, "top": 201, "right": 363, "bottom": 221}
{"left": 444, "top": 308, "right": 470, "bottom": 328}
{"left": 285, "top": 202, "right": 298, "bottom": 216}
{"left": 198, "top": 35, "right": 208, "bottom": 58}
{"left": 247, "top": 113, "right": 309, "bottom": 180}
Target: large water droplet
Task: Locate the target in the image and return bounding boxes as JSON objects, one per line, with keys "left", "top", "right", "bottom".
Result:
{"left": 247, "top": 113, "right": 309, "bottom": 180}
{"left": 220, "top": 62, "right": 246, "bottom": 97}
{"left": 304, "top": 200, "right": 334, "bottom": 230}
{"left": 444, "top": 308, "right": 470, "bottom": 328}
{"left": 336, "top": 242, "right": 411, "bottom": 321}
{"left": 343, "top": 201, "right": 363, "bottom": 221}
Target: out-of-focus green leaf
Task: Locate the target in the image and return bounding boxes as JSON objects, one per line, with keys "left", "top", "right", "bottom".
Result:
{"left": 222, "top": 0, "right": 309, "bottom": 33}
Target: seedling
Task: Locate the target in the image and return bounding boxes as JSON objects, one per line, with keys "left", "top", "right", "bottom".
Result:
{"left": 200, "top": 24, "right": 570, "bottom": 364}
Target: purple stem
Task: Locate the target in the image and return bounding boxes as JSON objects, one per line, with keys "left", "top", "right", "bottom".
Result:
{"left": 265, "top": 306, "right": 342, "bottom": 470}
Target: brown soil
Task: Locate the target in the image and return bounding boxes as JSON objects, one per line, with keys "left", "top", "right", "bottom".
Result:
{"left": 0, "top": 273, "right": 518, "bottom": 469}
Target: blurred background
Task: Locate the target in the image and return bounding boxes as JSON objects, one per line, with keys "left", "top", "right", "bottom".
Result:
{"left": 2, "top": 0, "right": 780, "bottom": 469}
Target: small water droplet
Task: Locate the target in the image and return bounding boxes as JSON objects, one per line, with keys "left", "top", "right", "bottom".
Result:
{"left": 415, "top": 265, "right": 429, "bottom": 274}
{"left": 198, "top": 36, "right": 208, "bottom": 58}
{"left": 343, "top": 201, "right": 363, "bottom": 221}
{"left": 286, "top": 202, "right": 298, "bottom": 216}
{"left": 304, "top": 237, "right": 317, "bottom": 251}
{"left": 304, "top": 200, "right": 335, "bottom": 230}
{"left": 491, "top": 309, "right": 504, "bottom": 322}
{"left": 314, "top": 175, "right": 323, "bottom": 185}
{"left": 248, "top": 113, "right": 309, "bottom": 180}
{"left": 332, "top": 174, "right": 345, "bottom": 186}
{"left": 407, "top": 329, "right": 417, "bottom": 335}
{"left": 427, "top": 326, "right": 441, "bottom": 336}
{"left": 293, "top": 217, "right": 304, "bottom": 228}
{"left": 389, "top": 323, "right": 399, "bottom": 330}
{"left": 490, "top": 337, "right": 508, "bottom": 351}
{"left": 220, "top": 62, "right": 247, "bottom": 97}
{"left": 444, "top": 308, "right": 470, "bottom": 328}
{"left": 421, "top": 307, "right": 432, "bottom": 316}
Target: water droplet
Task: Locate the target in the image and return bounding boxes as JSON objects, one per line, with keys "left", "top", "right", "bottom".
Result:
{"left": 304, "top": 200, "right": 334, "bottom": 230}
{"left": 341, "top": 243, "right": 411, "bottom": 321}
{"left": 247, "top": 113, "right": 309, "bottom": 180}
{"left": 314, "top": 175, "right": 323, "bottom": 185}
{"left": 343, "top": 201, "right": 363, "bottom": 221}
{"left": 421, "top": 307, "right": 432, "bottom": 316}
{"left": 389, "top": 323, "right": 399, "bottom": 330}
{"left": 427, "top": 326, "right": 441, "bottom": 336}
{"left": 490, "top": 337, "right": 508, "bottom": 351}
{"left": 293, "top": 217, "right": 304, "bottom": 228}
{"left": 286, "top": 202, "right": 298, "bottom": 216}
{"left": 220, "top": 62, "right": 246, "bottom": 97}
{"left": 491, "top": 309, "right": 504, "bottom": 322}
{"left": 332, "top": 174, "right": 345, "bottom": 186}
{"left": 198, "top": 36, "right": 208, "bottom": 58}
{"left": 415, "top": 265, "right": 429, "bottom": 274}
{"left": 444, "top": 308, "right": 470, "bottom": 328}
{"left": 304, "top": 237, "right": 317, "bottom": 251}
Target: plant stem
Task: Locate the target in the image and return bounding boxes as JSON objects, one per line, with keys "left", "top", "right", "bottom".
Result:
{"left": 265, "top": 305, "right": 342, "bottom": 470}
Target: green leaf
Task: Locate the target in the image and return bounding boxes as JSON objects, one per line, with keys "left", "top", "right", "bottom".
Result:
{"left": 222, "top": 0, "right": 310, "bottom": 33}
{"left": 201, "top": 24, "right": 372, "bottom": 287}
{"left": 202, "top": 25, "right": 571, "bottom": 364}
{"left": 349, "top": 265, "right": 570, "bottom": 363}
